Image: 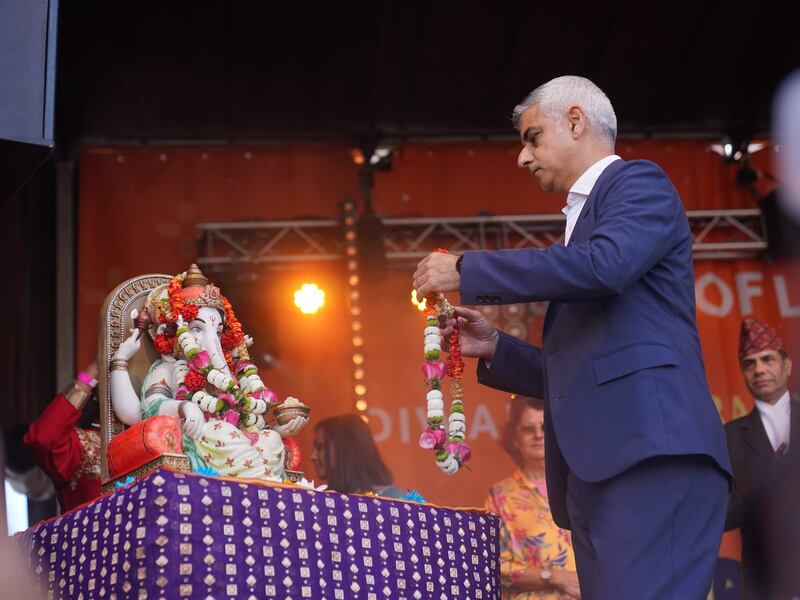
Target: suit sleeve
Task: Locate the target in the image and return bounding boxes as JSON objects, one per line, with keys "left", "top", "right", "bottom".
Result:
{"left": 476, "top": 331, "right": 545, "bottom": 398}
{"left": 723, "top": 424, "right": 745, "bottom": 531}
{"left": 24, "top": 393, "right": 83, "bottom": 486}
{"left": 460, "top": 161, "right": 683, "bottom": 304}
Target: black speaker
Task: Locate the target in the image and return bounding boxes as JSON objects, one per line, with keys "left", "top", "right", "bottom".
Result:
{"left": 0, "top": 0, "right": 58, "bottom": 203}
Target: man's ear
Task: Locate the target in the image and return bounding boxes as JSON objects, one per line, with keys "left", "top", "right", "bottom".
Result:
{"left": 567, "top": 106, "right": 585, "bottom": 138}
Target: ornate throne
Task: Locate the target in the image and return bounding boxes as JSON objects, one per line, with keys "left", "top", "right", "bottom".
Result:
{"left": 97, "top": 274, "right": 190, "bottom": 485}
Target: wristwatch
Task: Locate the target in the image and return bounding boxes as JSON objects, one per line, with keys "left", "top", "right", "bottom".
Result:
{"left": 540, "top": 567, "right": 552, "bottom": 583}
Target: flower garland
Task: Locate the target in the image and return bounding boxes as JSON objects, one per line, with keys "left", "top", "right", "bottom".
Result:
{"left": 417, "top": 249, "right": 471, "bottom": 474}
{"left": 154, "top": 273, "right": 279, "bottom": 432}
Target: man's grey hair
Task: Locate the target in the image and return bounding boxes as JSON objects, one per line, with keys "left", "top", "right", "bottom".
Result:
{"left": 512, "top": 75, "right": 617, "bottom": 146}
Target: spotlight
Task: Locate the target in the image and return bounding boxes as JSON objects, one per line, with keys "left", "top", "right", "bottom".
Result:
{"left": 707, "top": 138, "right": 767, "bottom": 163}
{"left": 293, "top": 283, "right": 325, "bottom": 314}
{"left": 411, "top": 289, "right": 427, "bottom": 311}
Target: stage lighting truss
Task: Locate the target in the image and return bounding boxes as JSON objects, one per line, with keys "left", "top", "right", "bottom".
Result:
{"left": 196, "top": 209, "right": 767, "bottom": 269}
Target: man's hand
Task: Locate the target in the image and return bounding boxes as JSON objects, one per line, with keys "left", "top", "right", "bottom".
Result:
{"left": 414, "top": 252, "right": 460, "bottom": 296}
{"left": 441, "top": 306, "right": 499, "bottom": 361}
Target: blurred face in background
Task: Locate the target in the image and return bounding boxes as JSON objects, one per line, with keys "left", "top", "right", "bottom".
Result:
{"left": 513, "top": 406, "right": 546, "bottom": 468}
{"left": 310, "top": 429, "right": 328, "bottom": 481}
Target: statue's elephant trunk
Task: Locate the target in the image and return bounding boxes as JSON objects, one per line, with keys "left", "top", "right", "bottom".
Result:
{"left": 208, "top": 336, "right": 232, "bottom": 377}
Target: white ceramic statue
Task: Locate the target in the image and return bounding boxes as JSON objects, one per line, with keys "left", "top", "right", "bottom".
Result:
{"left": 109, "top": 264, "right": 309, "bottom": 480}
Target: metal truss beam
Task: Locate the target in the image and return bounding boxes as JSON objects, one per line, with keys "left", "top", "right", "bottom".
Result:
{"left": 196, "top": 209, "right": 766, "bottom": 269}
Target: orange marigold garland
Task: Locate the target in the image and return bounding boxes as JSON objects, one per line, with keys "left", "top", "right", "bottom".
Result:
{"left": 417, "top": 248, "right": 471, "bottom": 474}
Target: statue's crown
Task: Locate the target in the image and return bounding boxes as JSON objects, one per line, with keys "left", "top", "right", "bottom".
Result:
{"left": 179, "top": 264, "right": 224, "bottom": 311}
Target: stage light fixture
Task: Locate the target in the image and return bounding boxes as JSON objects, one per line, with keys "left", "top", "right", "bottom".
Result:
{"left": 356, "top": 400, "right": 368, "bottom": 411}
{"left": 293, "top": 283, "right": 325, "bottom": 314}
{"left": 707, "top": 138, "right": 767, "bottom": 163}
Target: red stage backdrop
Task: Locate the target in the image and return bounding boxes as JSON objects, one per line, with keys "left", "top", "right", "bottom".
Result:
{"left": 77, "top": 142, "right": 797, "bottom": 561}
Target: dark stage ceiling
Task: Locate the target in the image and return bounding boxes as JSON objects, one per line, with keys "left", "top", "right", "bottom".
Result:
{"left": 54, "top": 1, "right": 799, "bottom": 147}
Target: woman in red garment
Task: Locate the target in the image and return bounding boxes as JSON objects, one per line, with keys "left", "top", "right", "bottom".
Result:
{"left": 24, "top": 361, "right": 102, "bottom": 512}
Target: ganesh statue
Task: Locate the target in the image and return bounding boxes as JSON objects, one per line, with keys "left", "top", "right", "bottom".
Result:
{"left": 105, "top": 264, "right": 309, "bottom": 482}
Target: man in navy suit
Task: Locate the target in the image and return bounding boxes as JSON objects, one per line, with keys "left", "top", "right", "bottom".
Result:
{"left": 414, "top": 76, "right": 732, "bottom": 599}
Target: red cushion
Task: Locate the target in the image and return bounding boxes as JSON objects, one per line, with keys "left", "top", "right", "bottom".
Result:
{"left": 107, "top": 416, "right": 183, "bottom": 478}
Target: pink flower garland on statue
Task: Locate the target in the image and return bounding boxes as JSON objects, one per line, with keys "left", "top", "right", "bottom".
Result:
{"left": 417, "top": 249, "right": 471, "bottom": 474}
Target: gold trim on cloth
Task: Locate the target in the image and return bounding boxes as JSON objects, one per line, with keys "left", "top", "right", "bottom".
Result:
{"left": 101, "top": 454, "right": 191, "bottom": 493}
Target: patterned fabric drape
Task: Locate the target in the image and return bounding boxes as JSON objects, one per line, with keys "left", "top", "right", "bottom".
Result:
{"left": 15, "top": 468, "right": 501, "bottom": 599}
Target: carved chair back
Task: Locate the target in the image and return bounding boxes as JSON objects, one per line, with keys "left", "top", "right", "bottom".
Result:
{"left": 97, "top": 275, "right": 171, "bottom": 479}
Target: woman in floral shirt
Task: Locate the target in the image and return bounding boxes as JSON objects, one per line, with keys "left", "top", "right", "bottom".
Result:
{"left": 486, "top": 396, "right": 580, "bottom": 599}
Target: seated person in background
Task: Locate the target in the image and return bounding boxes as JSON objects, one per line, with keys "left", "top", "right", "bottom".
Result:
{"left": 486, "top": 396, "right": 580, "bottom": 600}
{"left": 24, "top": 360, "right": 102, "bottom": 512}
{"left": 311, "top": 414, "right": 406, "bottom": 499}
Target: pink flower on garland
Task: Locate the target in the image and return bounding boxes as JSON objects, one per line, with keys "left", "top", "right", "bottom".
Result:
{"left": 222, "top": 410, "right": 240, "bottom": 427}
{"left": 445, "top": 441, "right": 472, "bottom": 464}
{"left": 418, "top": 428, "right": 446, "bottom": 449}
{"left": 252, "top": 387, "right": 277, "bottom": 404}
{"left": 175, "top": 384, "right": 190, "bottom": 402}
{"left": 421, "top": 361, "right": 446, "bottom": 381}
{"left": 217, "top": 392, "right": 238, "bottom": 409}
{"left": 188, "top": 350, "right": 212, "bottom": 374}
{"left": 234, "top": 360, "right": 257, "bottom": 377}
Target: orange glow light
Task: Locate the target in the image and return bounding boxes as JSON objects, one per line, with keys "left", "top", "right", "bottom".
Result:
{"left": 411, "top": 289, "right": 427, "bottom": 311}
{"left": 293, "top": 283, "right": 326, "bottom": 314}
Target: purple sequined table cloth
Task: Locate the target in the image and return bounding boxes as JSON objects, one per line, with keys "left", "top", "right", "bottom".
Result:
{"left": 16, "top": 469, "right": 500, "bottom": 599}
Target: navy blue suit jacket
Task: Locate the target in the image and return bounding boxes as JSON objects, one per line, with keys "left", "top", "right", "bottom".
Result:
{"left": 461, "top": 158, "right": 732, "bottom": 528}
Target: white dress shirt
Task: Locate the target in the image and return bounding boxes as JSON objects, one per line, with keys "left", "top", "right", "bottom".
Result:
{"left": 563, "top": 154, "right": 621, "bottom": 244}
{"left": 755, "top": 390, "right": 792, "bottom": 452}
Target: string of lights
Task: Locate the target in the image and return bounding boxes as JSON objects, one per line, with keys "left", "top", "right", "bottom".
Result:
{"left": 340, "top": 199, "right": 368, "bottom": 417}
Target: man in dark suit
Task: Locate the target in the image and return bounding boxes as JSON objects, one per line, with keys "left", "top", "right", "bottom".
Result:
{"left": 414, "top": 75, "right": 732, "bottom": 599}
{"left": 725, "top": 318, "right": 796, "bottom": 598}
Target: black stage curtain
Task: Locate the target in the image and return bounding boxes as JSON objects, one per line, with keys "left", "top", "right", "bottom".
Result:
{"left": 0, "top": 161, "right": 57, "bottom": 429}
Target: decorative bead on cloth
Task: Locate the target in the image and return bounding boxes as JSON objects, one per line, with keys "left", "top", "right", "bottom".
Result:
{"left": 738, "top": 317, "right": 785, "bottom": 360}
